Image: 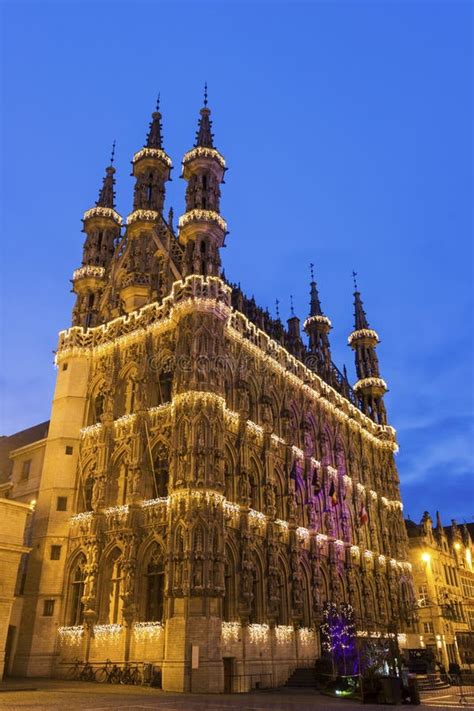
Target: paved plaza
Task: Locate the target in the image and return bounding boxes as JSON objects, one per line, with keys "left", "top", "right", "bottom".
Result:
{"left": 0, "top": 680, "right": 473, "bottom": 711}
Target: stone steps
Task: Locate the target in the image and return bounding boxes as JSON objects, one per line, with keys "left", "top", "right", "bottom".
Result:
{"left": 285, "top": 667, "right": 317, "bottom": 688}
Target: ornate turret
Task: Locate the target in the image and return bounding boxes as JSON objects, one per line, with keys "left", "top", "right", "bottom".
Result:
{"left": 120, "top": 100, "right": 173, "bottom": 313}
{"left": 130, "top": 97, "right": 172, "bottom": 214}
{"left": 178, "top": 85, "right": 227, "bottom": 276}
{"left": 304, "top": 264, "right": 332, "bottom": 378}
{"left": 286, "top": 296, "right": 304, "bottom": 359}
{"left": 72, "top": 144, "right": 122, "bottom": 328}
{"left": 348, "top": 273, "right": 388, "bottom": 424}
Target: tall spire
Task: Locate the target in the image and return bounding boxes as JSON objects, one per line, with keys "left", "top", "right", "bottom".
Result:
{"left": 353, "top": 271, "right": 370, "bottom": 330}
{"left": 195, "top": 83, "right": 214, "bottom": 148}
{"left": 146, "top": 94, "right": 163, "bottom": 149}
{"left": 348, "top": 275, "right": 388, "bottom": 425}
{"left": 96, "top": 141, "right": 116, "bottom": 209}
{"left": 72, "top": 145, "right": 122, "bottom": 328}
{"left": 309, "top": 262, "right": 324, "bottom": 316}
{"left": 179, "top": 86, "right": 226, "bottom": 277}
{"left": 304, "top": 263, "right": 332, "bottom": 379}
{"left": 131, "top": 98, "right": 172, "bottom": 214}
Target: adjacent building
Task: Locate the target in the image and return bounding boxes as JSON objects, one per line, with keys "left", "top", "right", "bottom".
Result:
{"left": 2, "top": 95, "right": 418, "bottom": 691}
{"left": 406, "top": 512, "right": 474, "bottom": 668}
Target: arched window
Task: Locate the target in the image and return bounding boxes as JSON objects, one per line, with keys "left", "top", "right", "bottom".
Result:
{"left": 145, "top": 546, "right": 165, "bottom": 621}
{"left": 82, "top": 476, "right": 93, "bottom": 511}
{"left": 106, "top": 549, "right": 124, "bottom": 624}
{"left": 69, "top": 556, "right": 86, "bottom": 625}
{"left": 158, "top": 369, "right": 173, "bottom": 404}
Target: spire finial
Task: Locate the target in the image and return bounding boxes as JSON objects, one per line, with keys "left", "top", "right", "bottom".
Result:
{"left": 146, "top": 98, "right": 163, "bottom": 149}
{"left": 352, "top": 270, "right": 358, "bottom": 292}
{"left": 110, "top": 140, "right": 116, "bottom": 166}
{"left": 290, "top": 295, "right": 294, "bottom": 316}
{"left": 310, "top": 262, "right": 315, "bottom": 282}
{"left": 275, "top": 298, "right": 280, "bottom": 320}
{"left": 204, "top": 82, "right": 208, "bottom": 107}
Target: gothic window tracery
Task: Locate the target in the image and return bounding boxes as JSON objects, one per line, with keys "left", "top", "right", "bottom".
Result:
{"left": 103, "top": 548, "right": 124, "bottom": 624}
{"left": 68, "top": 555, "right": 86, "bottom": 625}
{"left": 144, "top": 544, "right": 165, "bottom": 621}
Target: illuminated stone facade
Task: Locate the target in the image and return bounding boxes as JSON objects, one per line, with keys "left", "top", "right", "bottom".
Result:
{"left": 9, "top": 97, "right": 416, "bottom": 692}
{"left": 406, "top": 513, "right": 474, "bottom": 668}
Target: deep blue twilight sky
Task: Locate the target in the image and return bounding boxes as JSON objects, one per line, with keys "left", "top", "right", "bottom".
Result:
{"left": 0, "top": 2, "right": 472, "bottom": 524}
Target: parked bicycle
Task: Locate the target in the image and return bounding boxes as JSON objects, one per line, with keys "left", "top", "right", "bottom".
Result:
{"left": 95, "top": 659, "right": 121, "bottom": 684}
{"left": 120, "top": 663, "right": 142, "bottom": 685}
{"left": 66, "top": 658, "right": 96, "bottom": 682}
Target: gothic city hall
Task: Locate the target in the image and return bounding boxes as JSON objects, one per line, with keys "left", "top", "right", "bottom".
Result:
{"left": 8, "top": 96, "right": 418, "bottom": 692}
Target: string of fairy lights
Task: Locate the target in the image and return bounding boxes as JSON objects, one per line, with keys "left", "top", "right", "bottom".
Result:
{"left": 70, "top": 489, "right": 411, "bottom": 571}
{"left": 56, "top": 274, "right": 397, "bottom": 452}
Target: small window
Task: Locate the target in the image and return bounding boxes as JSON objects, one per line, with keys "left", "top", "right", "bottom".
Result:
{"left": 50, "top": 545, "right": 62, "bottom": 560}
{"left": 62, "top": 363, "right": 68, "bottom": 371}
{"left": 57, "top": 497, "right": 68, "bottom": 511}
{"left": 21, "top": 460, "right": 31, "bottom": 481}
{"left": 65, "top": 446, "right": 73, "bottom": 455}
{"left": 43, "top": 599, "right": 55, "bottom": 616}
{"left": 423, "top": 621, "right": 434, "bottom": 634}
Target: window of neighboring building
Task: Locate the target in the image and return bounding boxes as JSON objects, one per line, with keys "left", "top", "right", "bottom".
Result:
{"left": 21, "top": 459, "right": 31, "bottom": 481}
{"left": 43, "top": 599, "right": 55, "bottom": 616}
{"left": 418, "top": 585, "right": 429, "bottom": 607}
{"left": 57, "top": 496, "right": 68, "bottom": 511}
{"left": 65, "top": 446, "right": 73, "bottom": 455}
{"left": 423, "top": 621, "right": 434, "bottom": 634}
{"left": 50, "top": 545, "right": 61, "bottom": 560}
{"left": 468, "top": 610, "right": 474, "bottom": 630}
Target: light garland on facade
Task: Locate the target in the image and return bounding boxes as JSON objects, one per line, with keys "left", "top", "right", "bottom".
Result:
{"left": 73, "top": 265, "right": 106, "bottom": 281}
{"left": 174, "top": 390, "right": 225, "bottom": 410}
{"left": 327, "top": 466, "right": 338, "bottom": 479}
{"left": 126, "top": 209, "right": 161, "bottom": 226}
{"left": 292, "top": 445, "right": 304, "bottom": 460}
{"left": 223, "top": 501, "right": 240, "bottom": 516}
{"left": 182, "top": 146, "right": 226, "bottom": 169}
{"left": 222, "top": 621, "right": 241, "bottom": 642}
{"left": 225, "top": 310, "right": 398, "bottom": 452}
{"left": 57, "top": 273, "right": 399, "bottom": 459}
{"left": 83, "top": 206, "right": 122, "bottom": 225}
{"left": 68, "top": 487, "right": 410, "bottom": 570}
{"left": 303, "top": 314, "right": 332, "bottom": 329}
{"left": 93, "top": 624, "right": 123, "bottom": 640}
{"left": 298, "top": 627, "right": 316, "bottom": 645}
{"left": 178, "top": 209, "right": 227, "bottom": 233}
{"left": 369, "top": 490, "right": 378, "bottom": 500}
{"left": 70, "top": 511, "right": 93, "bottom": 524}
{"left": 347, "top": 329, "right": 379, "bottom": 346}
{"left": 132, "top": 147, "right": 172, "bottom": 167}
{"left": 133, "top": 621, "right": 163, "bottom": 640}
{"left": 58, "top": 626, "right": 84, "bottom": 645}
{"left": 297, "top": 527, "right": 310, "bottom": 540}
{"left": 248, "top": 624, "right": 269, "bottom": 643}
{"left": 141, "top": 497, "right": 169, "bottom": 509}
{"left": 275, "top": 625, "right": 294, "bottom": 644}
{"left": 353, "top": 377, "right": 388, "bottom": 392}
{"left": 248, "top": 508, "right": 266, "bottom": 526}
{"left": 105, "top": 505, "right": 129, "bottom": 517}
